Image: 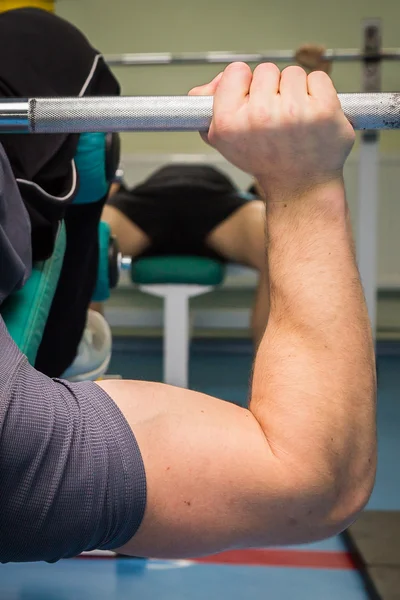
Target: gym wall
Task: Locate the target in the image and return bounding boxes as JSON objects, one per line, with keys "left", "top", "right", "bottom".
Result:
{"left": 57, "top": 0, "right": 400, "bottom": 154}
{"left": 56, "top": 0, "right": 400, "bottom": 291}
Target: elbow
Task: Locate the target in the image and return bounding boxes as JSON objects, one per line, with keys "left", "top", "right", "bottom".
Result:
{"left": 267, "top": 445, "right": 377, "bottom": 545}
{"left": 298, "top": 461, "right": 376, "bottom": 541}
{"left": 326, "top": 467, "right": 376, "bottom": 536}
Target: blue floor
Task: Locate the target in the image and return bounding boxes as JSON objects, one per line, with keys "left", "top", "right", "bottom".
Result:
{"left": 1, "top": 340, "right": 399, "bottom": 599}
{"left": 0, "top": 559, "right": 369, "bottom": 600}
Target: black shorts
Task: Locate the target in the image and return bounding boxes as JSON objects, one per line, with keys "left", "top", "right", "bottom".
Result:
{"left": 108, "top": 165, "right": 254, "bottom": 261}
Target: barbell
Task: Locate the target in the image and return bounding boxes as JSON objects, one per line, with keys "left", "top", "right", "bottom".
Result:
{"left": 1, "top": 93, "right": 399, "bottom": 133}
{"left": 103, "top": 49, "right": 400, "bottom": 67}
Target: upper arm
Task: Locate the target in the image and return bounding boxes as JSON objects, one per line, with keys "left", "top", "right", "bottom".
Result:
{"left": 96, "top": 379, "right": 334, "bottom": 558}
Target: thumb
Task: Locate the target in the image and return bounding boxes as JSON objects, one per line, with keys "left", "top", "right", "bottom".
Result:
{"left": 188, "top": 71, "right": 223, "bottom": 97}
{"left": 188, "top": 72, "right": 223, "bottom": 144}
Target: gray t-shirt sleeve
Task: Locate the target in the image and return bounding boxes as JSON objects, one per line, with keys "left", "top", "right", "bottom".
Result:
{"left": 0, "top": 317, "right": 147, "bottom": 563}
{"left": 0, "top": 143, "right": 31, "bottom": 305}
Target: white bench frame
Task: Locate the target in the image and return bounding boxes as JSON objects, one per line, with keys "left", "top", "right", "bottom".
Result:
{"left": 139, "top": 283, "right": 214, "bottom": 388}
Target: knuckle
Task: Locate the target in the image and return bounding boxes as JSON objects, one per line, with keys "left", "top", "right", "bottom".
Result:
{"left": 314, "top": 105, "right": 334, "bottom": 120}
{"left": 284, "top": 102, "right": 302, "bottom": 120}
{"left": 315, "top": 103, "right": 340, "bottom": 123}
{"left": 224, "top": 61, "right": 251, "bottom": 76}
{"left": 254, "top": 62, "right": 280, "bottom": 76}
{"left": 249, "top": 105, "right": 272, "bottom": 127}
{"left": 282, "top": 65, "right": 307, "bottom": 77}
{"left": 308, "top": 70, "right": 329, "bottom": 83}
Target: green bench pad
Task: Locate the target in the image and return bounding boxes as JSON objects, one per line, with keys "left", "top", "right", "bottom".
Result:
{"left": 131, "top": 255, "right": 226, "bottom": 286}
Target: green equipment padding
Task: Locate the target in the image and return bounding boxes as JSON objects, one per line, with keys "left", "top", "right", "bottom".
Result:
{"left": 1, "top": 222, "right": 67, "bottom": 365}
{"left": 92, "top": 221, "right": 112, "bottom": 302}
{"left": 73, "top": 133, "right": 109, "bottom": 205}
{"left": 131, "top": 255, "right": 226, "bottom": 286}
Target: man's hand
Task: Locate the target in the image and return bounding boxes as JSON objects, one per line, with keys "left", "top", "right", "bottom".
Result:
{"left": 189, "top": 63, "right": 354, "bottom": 199}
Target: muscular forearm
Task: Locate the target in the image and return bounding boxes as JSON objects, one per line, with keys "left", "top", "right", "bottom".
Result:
{"left": 250, "top": 179, "right": 376, "bottom": 512}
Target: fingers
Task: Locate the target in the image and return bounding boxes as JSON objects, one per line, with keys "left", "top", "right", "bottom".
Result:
{"left": 190, "top": 64, "right": 252, "bottom": 146}
{"left": 307, "top": 70, "right": 339, "bottom": 106}
{"left": 188, "top": 72, "right": 223, "bottom": 97}
{"left": 189, "top": 63, "right": 252, "bottom": 116}
{"left": 189, "top": 72, "right": 224, "bottom": 146}
{"left": 190, "top": 62, "right": 334, "bottom": 109}
{"left": 249, "top": 62, "right": 280, "bottom": 99}
{"left": 213, "top": 62, "right": 253, "bottom": 115}
{"left": 279, "top": 66, "right": 308, "bottom": 102}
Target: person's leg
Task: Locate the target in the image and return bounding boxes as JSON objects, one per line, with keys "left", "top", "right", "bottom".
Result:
{"left": 86, "top": 184, "right": 152, "bottom": 319}
{"left": 85, "top": 183, "right": 152, "bottom": 316}
{"left": 205, "top": 200, "right": 269, "bottom": 347}
{"left": 101, "top": 204, "right": 151, "bottom": 258}
{"left": 87, "top": 205, "right": 151, "bottom": 321}
{"left": 105, "top": 183, "right": 269, "bottom": 347}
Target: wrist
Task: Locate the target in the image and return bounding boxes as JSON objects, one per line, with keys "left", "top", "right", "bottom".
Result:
{"left": 258, "top": 175, "right": 347, "bottom": 213}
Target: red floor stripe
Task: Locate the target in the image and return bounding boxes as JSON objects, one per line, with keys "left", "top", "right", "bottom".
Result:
{"left": 194, "top": 549, "right": 357, "bottom": 570}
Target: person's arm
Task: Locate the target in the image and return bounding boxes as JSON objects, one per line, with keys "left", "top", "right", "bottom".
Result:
{"left": 98, "top": 63, "right": 376, "bottom": 558}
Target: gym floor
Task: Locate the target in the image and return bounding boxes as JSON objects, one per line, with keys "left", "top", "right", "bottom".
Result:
{"left": 1, "top": 338, "right": 398, "bottom": 599}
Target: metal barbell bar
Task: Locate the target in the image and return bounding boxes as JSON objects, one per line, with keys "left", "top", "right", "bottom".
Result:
{"left": 104, "top": 49, "right": 400, "bottom": 67}
{"left": 1, "top": 94, "right": 400, "bottom": 134}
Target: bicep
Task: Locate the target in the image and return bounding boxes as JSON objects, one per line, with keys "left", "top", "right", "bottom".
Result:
{"left": 97, "top": 379, "right": 302, "bottom": 558}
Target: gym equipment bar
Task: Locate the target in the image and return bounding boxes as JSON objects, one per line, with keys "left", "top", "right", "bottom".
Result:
{"left": 357, "top": 19, "right": 381, "bottom": 337}
{"left": 1, "top": 94, "right": 399, "bottom": 134}
{"left": 104, "top": 48, "right": 400, "bottom": 66}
